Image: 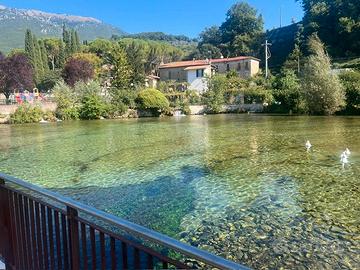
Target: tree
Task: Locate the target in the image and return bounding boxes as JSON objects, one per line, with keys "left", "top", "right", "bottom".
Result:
{"left": 88, "top": 39, "right": 114, "bottom": 58}
{"left": 219, "top": 2, "right": 264, "bottom": 56}
{"left": 273, "top": 69, "right": 304, "bottom": 113}
{"left": 339, "top": 71, "right": 360, "bottom": 114}
{"left": 199, "top": 26, "right": 222, "bottom": 47}
{"left": 297, "top": 0, "right": 360, "bottom": 56}
{"left": 107, "top": 46, "right": 133, "bottom": 89}
{"left": 62, "top": 57, "right": 95, "bottom": 86}
{"left": 0, "top": 54, "right": 34, "bottom": 100}
{"left": 301, "top": 34, "right": 345, "bottom": 115}
{"left": 204, "top": 75, "right": 227, "bottom": 113}
{"left": 122, "top": 41, "right": 146, "bottom": 86}
{"left": 43, "top": 38, "right": 62, "bottom": 70}
{"left": 72, "top": 53, "right": 102, "bottom": 77}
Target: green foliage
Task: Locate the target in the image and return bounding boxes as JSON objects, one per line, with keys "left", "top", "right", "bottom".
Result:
{"left": 52, "top": 80, "right": 79, "bottom": 120}
{"left": 10, "top": 104, "right": 43, "bottom": 124}
{"left": 272, "top": 69, "right": 305, "bottom": 113}
{"left": 204, "top": 75, "right": 227, "bottom": 113}
{"left": 301, "top": 34, "right": 345, "bottom": 115}
{"left": 80, "top": 93, "right": 108, "bottom": 120}
{"left": 110, "top": 88, "right": 138, "bottom": 115}
{"left": 37, "top": 70, "right": 62, "bottom": 91}
{"left": 339, "top": 70, "right": 360, "bottom": 114}
{"left": 298, "top": 0, "right": 360, "bottom": 57}
{"left": 107, "top": 46, "right": 133, "bottom": 89}
{"left": 136, "top": 88, "right": 170, "bottom": 113}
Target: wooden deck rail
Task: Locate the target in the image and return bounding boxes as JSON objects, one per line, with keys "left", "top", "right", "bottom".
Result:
{"left": 0, "top": 173, "right": 249, "bottom": 270}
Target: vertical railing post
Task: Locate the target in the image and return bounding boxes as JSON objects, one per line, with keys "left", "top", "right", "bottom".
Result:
{"left": 67, "top": 206, "right": 80, "bottom": 270}
{"left": 0, "top": 179, "right": 15, "bottom": 269}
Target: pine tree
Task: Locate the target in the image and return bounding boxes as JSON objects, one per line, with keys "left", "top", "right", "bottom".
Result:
{"left": 25, "top": 29, "right": 35, "bottom": 68}
{"left": 70, "top": 30, "right": 77, "bottom": 54}
{"left": 62, "top": 24, "right": 71, "bottom": 58}
{"left": 39, "top": 40, "right": 50, "bottom": 73}
{"left": 75, "top": 31, "right": 81, "bottom": 52}
{"left": 57, "top": 41, "right": 66, "bottom": 68}
{"left": 32, "top": 35, "right": 43, "bottom": 81}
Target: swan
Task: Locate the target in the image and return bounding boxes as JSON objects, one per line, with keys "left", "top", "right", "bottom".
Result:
{"left": 340, "top": 151, "right": 349, "bottom": 169}
{"left": 345, "top": 148, "right": 351, "bottom": 156}
{"left": 305, "top": 140, "right": 312, "bottom": 152}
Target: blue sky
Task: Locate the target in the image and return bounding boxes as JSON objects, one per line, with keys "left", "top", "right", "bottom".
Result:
{"left": 0, "top": 0, "right": 304, "bottom": 37}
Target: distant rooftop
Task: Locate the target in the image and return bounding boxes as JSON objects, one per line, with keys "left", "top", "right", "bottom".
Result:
{"left": 159, "top": 56, "right": 260, "bottom": 69}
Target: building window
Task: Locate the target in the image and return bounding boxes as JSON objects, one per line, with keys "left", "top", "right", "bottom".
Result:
{"left": 227, "top": 64, "right": 230, "bottom": 71}
{"left": 245, "top": 62, "right": 249, "bottom": 70}
{"left": 196, "top": 69, "right": 204, "bottom": 78}
{"left": 237, "top": 63, "right": 241, "bottom": 71}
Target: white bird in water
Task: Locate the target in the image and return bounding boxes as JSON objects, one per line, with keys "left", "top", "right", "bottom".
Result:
{"left": 340, "top": 151, "right": 349, "bottom": 169}
{"left": 345, "top": 148, "right": 351, "bottom": 156}
{"left": 305, "top": 140, "right": 312, "bottom": 152}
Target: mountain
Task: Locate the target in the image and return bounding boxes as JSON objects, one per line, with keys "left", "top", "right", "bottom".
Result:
{"left": 0, "top": 5, "right": 125, "bottom": 53}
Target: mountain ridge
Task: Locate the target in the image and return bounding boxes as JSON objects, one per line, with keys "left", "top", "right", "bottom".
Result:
{"left": 0, "top": 5, "right": 125, "bottom": 52}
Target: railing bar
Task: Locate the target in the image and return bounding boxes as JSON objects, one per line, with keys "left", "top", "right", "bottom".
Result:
{"left": 61, "top": 213, "right": 70, "bottom": 270}
{"left": 121, "top": 242, "right": 128, "bottom": 270}
{"left": 147, "top": 254, "right": 154, "bottom": 269}
{"left": 5, "top": 185, "right": 66, "bottom": 215}
{"left": 100, "top": 232, "right": 106, "bottom": 270}
{"left": 29, "top": 199, "right": 39, "bottom": 270}
{"left": 77, "top": 216, "right": 184, "bottom": 266}
{"left": 81, "top": 223, "right": 88, "bottom": 270}
{"left": 18, "top": 194, "right": 29, "bottom": 269}
{"left": 90, "top": 227, "right": 96, "bottom": 270}
{"left": 47, "top": 207, "right": 55, "bottom": 270}
{"left": 54, "top": 211, "right": 62, "bottom": 270}
{"left": 26, "top": 197, "right": 35, "bottom": 269}
{"left": 134, "top": 247, "right": 141, "bottom": 270}
{"left": 35, "top": 201, "right": 44, "bottom": 270}
{"left": 0, "top": 175, "right": 248, "bottom": 270}
{"left": 8, "top": 191, "right": 19, "bottom": 269}
{"left": 110, "top": 237, "right": 116, "bottom": 270}
{"left": 13, "top": 193, "right": 24, "bottom": 270}
{"left": 41, "top": 205, "right": 49, "bottom": 269}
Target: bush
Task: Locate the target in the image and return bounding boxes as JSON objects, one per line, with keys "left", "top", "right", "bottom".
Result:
{"left": 10, "top": 104, "right": 43, "bottom": 124}
{"left": 339, "top": 70, "right": 360, "bottom": 114}
{"left": 110, "top": 88, "right": 138, "bottom": 115}
{"left": 204, "top": 75, "right": 227, "bottom": 113}
{"left": 136, "top": 88, "right": 170, "bottom": 114}
{"left": 80, "top": 93, "right": 108, "bottom": 120}
{"left": 52, "top": 81, "right": 80, "bottom": 120}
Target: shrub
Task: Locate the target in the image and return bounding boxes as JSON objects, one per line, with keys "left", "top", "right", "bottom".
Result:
{"left": 110, "top": 88, "right": 138, "bottom": 115}
{"left": 339, "top": 70, "right": 360, "bottom": 114}
{"left": 80, "top": 93, "right": 108, "bottom": 120}
{"left": 204, "top": 75, "right": 227, "bottom": 113}
{"left": 136, "top": 88, "right": 170, "bottom": 114}
{"left": 52, "top": 81, "right": 80, "bottom": 120}
{"left": 10, "top": 104, "right": 43, "bottom": 124}
{"left": 42, "top": 111, "right": 57, "bottom": 122}
{"left": 62, "top": 57, "right": 94, "bottom": 86}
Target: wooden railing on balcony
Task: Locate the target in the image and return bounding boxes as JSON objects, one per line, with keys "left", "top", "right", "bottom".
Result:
{"left": 0, "top": 173, "right": 248, "bottom": 270}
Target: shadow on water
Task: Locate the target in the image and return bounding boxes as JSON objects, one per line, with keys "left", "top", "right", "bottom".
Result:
{"left": 53, "top": 165, "right": 207, "bottom": 237}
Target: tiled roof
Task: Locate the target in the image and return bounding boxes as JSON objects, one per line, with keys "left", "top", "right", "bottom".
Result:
{"left": 159, "top": 56, "right": 259, "bottom": 69}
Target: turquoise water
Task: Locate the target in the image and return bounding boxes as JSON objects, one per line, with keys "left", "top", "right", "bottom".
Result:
{"left": 0, "top": 115, "right": 359, "bottom": 269}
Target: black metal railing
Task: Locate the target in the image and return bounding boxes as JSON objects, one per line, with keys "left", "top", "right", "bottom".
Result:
{"left": 0, "top": 173, "right": 248, "bottom": 270}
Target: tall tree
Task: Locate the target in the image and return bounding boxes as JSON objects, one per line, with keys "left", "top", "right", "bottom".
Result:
{"left": 107, "top": 46, "right": 133, "bottom": 89}
{"left": 122, "top": 41, "right": 146, "bottom": 86}
{"left": 219, "top": 2, "right": 264, "bottom": 56}
{"left": 297, "top": 0, "right": 360, "bottom": 56}
{"left": 301, "top": 34, "right": 345, "bottom": 115}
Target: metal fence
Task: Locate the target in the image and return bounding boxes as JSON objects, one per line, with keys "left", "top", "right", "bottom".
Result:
{"left": 0, "top": 173, "right": 248, "bottom": 270}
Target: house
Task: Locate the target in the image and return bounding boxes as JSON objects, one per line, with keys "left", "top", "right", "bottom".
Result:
{"left": 159, "top": 56, "right": 260, "bottom": 93}
{"left": 145, "top": 75, "right": 160, "bottom": 88}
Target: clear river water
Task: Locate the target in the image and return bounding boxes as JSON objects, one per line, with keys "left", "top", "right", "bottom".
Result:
{"left": 0, "top": 115, "right": 359, "bottom": 269}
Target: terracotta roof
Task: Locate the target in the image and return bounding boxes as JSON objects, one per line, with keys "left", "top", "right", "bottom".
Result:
{"left": 159, "top": 56, "right": 259, "bottom": 69}
{"left": 184, "top": 65, "right": 210, "bottom": 71}
{"left": 159, "top": 60, "right": 210, "bottom": 69}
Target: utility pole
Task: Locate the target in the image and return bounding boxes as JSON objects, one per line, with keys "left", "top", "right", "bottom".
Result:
{"left": 262, "top": 40, "right": 272, "bottom": 79}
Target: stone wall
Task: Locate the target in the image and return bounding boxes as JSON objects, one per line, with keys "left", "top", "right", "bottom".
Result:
{"left": 0, "top": 102, "right": 57, "bottom": 123}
